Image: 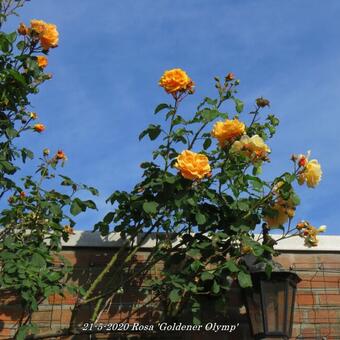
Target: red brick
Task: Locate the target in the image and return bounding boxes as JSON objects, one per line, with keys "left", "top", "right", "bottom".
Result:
{"left": 319, "top": 294, "right": 340, "bottom": 305}
{"left": 0, "top": 327, "right": 15, "bottom": 336}
{"left": 308, "top": 309, "right": 338, "bottom": 323}
{"left": 48, "top": 293, "right": 77, "bottom": 305}
{"left": 296, "top": 293, "right": 315, "bottom": 305}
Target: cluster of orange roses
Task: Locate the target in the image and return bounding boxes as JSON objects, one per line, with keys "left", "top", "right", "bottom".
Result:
{"left": 18, "top": 19, "right": 59, "bottom": 69}
{"left": 158, "top": 68, "right": 324, "bottom": 241}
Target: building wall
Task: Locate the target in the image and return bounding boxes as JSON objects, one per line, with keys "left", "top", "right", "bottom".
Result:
{"left": 1, "top": 233, "right": 340, "bottom": 339}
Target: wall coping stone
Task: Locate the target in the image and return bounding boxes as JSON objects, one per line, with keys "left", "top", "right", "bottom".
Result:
{"left": 61, "top": 231, "right": 340, "bottom": 252}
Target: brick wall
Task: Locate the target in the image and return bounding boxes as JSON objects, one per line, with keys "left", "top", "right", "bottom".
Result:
{"left": 1, "top": 234, "right": 340, "bottom": 339}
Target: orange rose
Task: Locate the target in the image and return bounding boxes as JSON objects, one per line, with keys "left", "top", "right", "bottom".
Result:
{"left": 40, "top": 23, "right": 59, "bottom": 50}
{"left": 29, "top": 20, "right": 59, "bottom": 50}
{"left": 33, "top": 123, "right": 45, "bottom": 133}
{"left": 56, "top": 150, "right": 67, "bottom": 161}
{"left": 18, "top": 22, "right": 29, "bottom": 35}
{"left": 159, "top": 68, "right": 194, "bottom": 94}
{"left": 174, "top": 150, "right": 211, "bottom": 181}
{"left": 36, "top": 56, "right": 48, "bottom": 68}
{"left": 211, "top": 119, "right": 245, "bottom": 146}
{"left": 30, "top": 19, "right": 46, "bottom": 34}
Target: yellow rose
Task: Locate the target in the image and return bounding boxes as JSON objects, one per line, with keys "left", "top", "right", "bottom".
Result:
{"left": 174, "top": 150, "right": 211, "bottom": 181}
{"left": 36, "top": 56, "right": 48, "bottom": 68}
{"left": 40, "top": 23, "right": 59, "bottom": 50}
{"left": 230, "top": 134, "right": 270, "bottom": 161}
{"left": 159, "top": 68, "right": 194, "bottom": 94}
{"left": 211, "top": 119, "right": 245, "bottom": 146}
{"left": 298, "top": 159, "right": 322, "bottom": 188}
{"left": 264, "top": 199, "right": 295, "bottom": 228}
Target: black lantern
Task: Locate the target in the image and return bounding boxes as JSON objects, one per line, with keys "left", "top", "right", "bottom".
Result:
{"left": 244, "top": 268, "right": 301, "bottom": 339}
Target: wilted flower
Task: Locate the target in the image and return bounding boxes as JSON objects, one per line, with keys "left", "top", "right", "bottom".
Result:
{"left": 263, "top": 198, "right": 295, "bottom": 228}
{"left": 297, "top": 221, "right": 326, "bottom": 247}
{"left": 230, "top": 134, "right": 270, "bottom": 162}
{"left": 174, "top": 150, "right": 211, "bottom": 181}
{"left": 63, "top": 225, "right": 75, "bottom": 235}
{"left": 256, "top": 97, "right": 270, "bottom": 108}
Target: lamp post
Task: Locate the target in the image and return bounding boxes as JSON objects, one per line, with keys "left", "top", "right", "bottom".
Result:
{"left": 243, "top": 224, "right": 301, "bottom": 339}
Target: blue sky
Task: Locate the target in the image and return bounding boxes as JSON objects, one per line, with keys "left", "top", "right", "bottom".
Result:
{"left": 6, "top": 0, "right": 340, "bottom": 233}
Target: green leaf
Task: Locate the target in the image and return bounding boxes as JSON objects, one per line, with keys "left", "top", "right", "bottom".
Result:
{"left": 212, "top": 280, "right": 220, "bottom": 294}
{"left": 203, "top": 138, "right": 212, "bottom": 150}
{"left": 190, "top": 260, "right": 202, "bottom": 272}
{"left": 169, "top": 289, "right": 181, "bottom": 302}
{"left": 6, "top": 32, "right": 17, "bottom": 43}
{"left": 84, "top": 200, "right": 97, "bottom": 210}
{"left": 31, "top": 253, "right": 46, "bottom": 268}
{"left": 8, "top": 69, "right": 26, "bottom": 84}
{"left": 195, "top": 213, "right": 206, "bottom": 225}
{"left": 201, "top": 271, "right": 214, "bottom": 281}
{"left": 149, "top": 125, "right": 161, "bottom": 140}
{"left": 186, "top": 249, "right": 201, "bottom": 260}
{"left": 5, "top": 127, "right": 18, "bottom": 138}
{"left": 154, "top": 103, "right": 170, "bottom": 114}
{"left": 224, "top": 260, "right": 239, "bottom": 273}
{"left": 70, "top": 198, "right": 86, "bottom": 216}
{"left": 16, "top": 40, "right": 25, "bottom": 51}
{"left": 202, "top": 109, "right": 219, "bottom": 122}
{"left": 142, "top": 201, "right": 159, "bottom": 214}
{"left": 238, "top": 271, "right": 252, "bottom": 288}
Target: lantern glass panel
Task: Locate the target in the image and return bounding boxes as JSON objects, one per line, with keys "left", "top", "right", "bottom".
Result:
{"left": 246, "top": 289, "right": 264, "bottom": 335}
{"left": 261, "top": 280, "right": 286, "bottom": 333}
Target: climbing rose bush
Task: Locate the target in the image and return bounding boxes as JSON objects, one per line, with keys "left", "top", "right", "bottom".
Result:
{"left": 97, "top": 67, "right": 325, "bottom": 325}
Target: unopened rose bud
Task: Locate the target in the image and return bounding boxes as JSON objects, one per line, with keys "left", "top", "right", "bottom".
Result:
{"left": 19, "top": 191, "right": 26, "bottom": 199}
{"left": 298, "top": 157, "right": 307, "bottom": 167}
{"left": 43, "top": 148, "right": 50, "bottom": 156}
{"left": 18, "top": 22, "right": 29, "bottom": 36}
{"left": 256, "top": 97, "right": 270, "bottom": 108}
{"left": 235, "top": 79, "right": 240, "bottom": 85}
{"left": 225, "top": 72, "right": 235, "bottom": 81}
{"left": 30, "top": 112, "right": 38, "bottom": 120}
